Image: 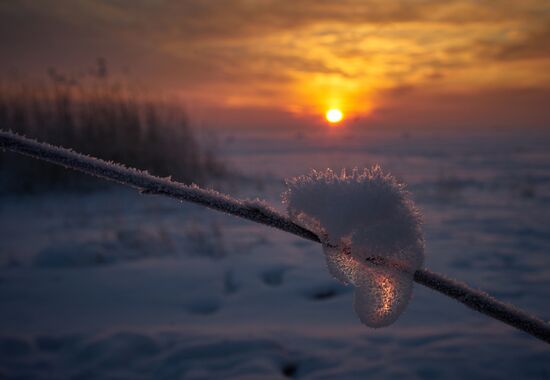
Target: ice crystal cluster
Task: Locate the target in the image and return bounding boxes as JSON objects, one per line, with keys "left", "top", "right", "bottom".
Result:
{"left": 284, "top": 167, "right": 424, "bottom": 327}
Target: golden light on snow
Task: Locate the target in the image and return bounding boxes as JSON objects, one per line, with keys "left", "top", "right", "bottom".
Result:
{"left": 326, "top": 109, "right": 343, "bottom": 123}
{"left": 376, "top": 273, "right": 397, "bottom": 317}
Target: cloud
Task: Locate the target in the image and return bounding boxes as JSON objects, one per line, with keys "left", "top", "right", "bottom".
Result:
{"left": 1, "top": 0, "right": 549, "bottom": 125}
{"left": 479, "top": 24, "right": 550, "bottom": 61}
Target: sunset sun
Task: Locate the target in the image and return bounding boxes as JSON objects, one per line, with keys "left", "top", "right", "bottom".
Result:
{"left": 326, "top": 109, "right": 343, "bottom": 123}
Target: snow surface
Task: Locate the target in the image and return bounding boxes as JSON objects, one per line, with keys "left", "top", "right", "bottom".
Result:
{"left": 284, "top": 167, "right": 423, "bottom": 327}
{"left": 1, "top": 127, "right": 550, "bottom": 379}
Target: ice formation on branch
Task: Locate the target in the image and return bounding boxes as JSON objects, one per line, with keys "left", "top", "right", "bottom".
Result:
{"left": 3, "top": 131, "right": 550, "bottom": 342}
{"left": 284, "top": 167, "right": 424, "bottom": 327}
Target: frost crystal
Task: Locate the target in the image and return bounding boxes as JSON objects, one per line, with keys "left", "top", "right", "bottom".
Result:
{"left": 283, "top": 167, "right": 424, "bottom": 327}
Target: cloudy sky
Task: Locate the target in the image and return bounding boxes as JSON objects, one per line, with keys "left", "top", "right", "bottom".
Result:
{"left": 1, "top": 0, "right": 549, "bottom": 129}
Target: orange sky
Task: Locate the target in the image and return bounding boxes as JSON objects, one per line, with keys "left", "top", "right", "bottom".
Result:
{"left": 1, "top": 0, "right": 549, "bottom": 129}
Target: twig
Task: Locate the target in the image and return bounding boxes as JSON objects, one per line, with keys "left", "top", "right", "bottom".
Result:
{"left": 1, "top": 129, "right": 549, "bottom": 344}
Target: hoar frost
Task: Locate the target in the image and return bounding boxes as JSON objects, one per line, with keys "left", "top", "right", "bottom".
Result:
{"left": 284, "top": 167, "right": 424, "bottom": 327}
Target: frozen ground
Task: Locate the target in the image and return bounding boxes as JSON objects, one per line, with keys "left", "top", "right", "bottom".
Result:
{"left": 1, "top": 127, "right": 550, "bottom": 379}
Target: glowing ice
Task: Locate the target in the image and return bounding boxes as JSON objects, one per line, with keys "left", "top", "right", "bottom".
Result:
{"left": 284, "top": 167, "right": 424, "bottom": 327}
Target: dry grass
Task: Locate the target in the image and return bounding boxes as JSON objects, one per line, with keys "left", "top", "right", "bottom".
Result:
{"left": 0, "top": 75, "right": 224, "bottom": 193}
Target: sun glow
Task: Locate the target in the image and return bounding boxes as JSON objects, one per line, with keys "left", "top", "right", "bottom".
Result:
{"left": 326, "top": 109, "right": 343, "bottom": 123}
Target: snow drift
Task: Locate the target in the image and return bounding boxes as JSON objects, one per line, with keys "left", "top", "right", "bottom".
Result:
{"left": 284, "top": 167, "right": 424, "bottom": 327}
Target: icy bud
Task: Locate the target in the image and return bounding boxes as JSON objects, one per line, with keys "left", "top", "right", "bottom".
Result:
{"left": 283, "top": 167, "right": 424, "bottom": 327}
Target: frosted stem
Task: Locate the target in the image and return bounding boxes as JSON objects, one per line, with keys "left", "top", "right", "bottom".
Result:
{"left": 1, "top": 129, "right": 549, "bottom": 344}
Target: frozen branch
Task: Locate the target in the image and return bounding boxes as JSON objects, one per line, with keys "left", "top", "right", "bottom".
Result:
{"left": 1, "top": 129, "right": 549, "bottom": 344}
